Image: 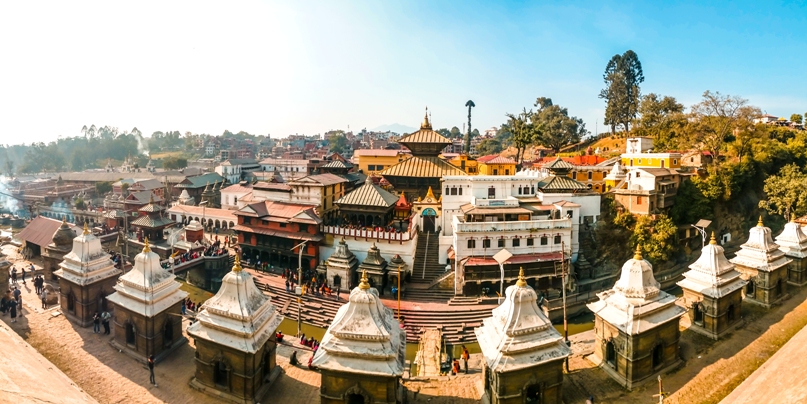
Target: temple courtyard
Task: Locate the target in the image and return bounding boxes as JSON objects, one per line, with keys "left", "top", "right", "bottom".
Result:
{"left": 5, "top": 242, "right": 807, "bottom": 403}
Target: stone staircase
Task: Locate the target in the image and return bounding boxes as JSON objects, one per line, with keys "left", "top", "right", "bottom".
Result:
{"left": 409, "top": 231, "right": 448, "bottom": 289}
{"left": 254, "top": 279, "right": 496, "bottom": 344}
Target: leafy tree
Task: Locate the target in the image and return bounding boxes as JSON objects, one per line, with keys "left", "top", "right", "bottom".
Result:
{"left": 506, "top": 109, "right": 533, "bottom": 163}
{"left": 121, "top": 182, "right": 129, "bottom": 194}
{"left": 632, "top": 93, "right": 686, "bottom": 151}
{"left": 494, "top": 124, "right": 513, "bottom": 148}
{"left": 599, "top": 50, "right": 644, "bottom": 135}
{"left": 530, "top": 97, "right": 587, "bottom": 154}
{"left": 631, "top": 214, "right": 678, "bottom": 262}
{"left": 759, "top": 163, "right": 807, "bottom": 221}
{"left": 162, "top": 156, "right": 188, "bottom": 170}
{"left": 791, "top": 114, "right": 803, "bottom": 124}
{"left": 690, "top": 91, "right": 760, "bottom": 165}
{"left": 327, "top": 131, "right": 348, "bottom": 154}
{"left": 3, "top": 160, "right": 14, "bottom": 177}
{"left": 450, "top": 126, "right": 462, "bottom": 139}
{"left": 464, "top": 100, "right": 475, "bottom": 153}
{"left": 95, "top": 181, "right": 113, "bottom": 195}
{"left": 669, "top": 180, "right": 713, "bottom": 225}
{"left": 436, "top": 128, "right": 451, "bottom": 138}
{"left": 74, "top": 198, "right": 86, "bottom": 210}
{"left": 476, "top": 139, "right": 502, "bottom": 156}
{"left": 71, "top": 151, "right": 84, "bottom": 171}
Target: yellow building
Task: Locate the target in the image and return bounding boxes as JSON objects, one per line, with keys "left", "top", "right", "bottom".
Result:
{"left": 447, "top": 153, "right": 478, "bottom": 175}
{"left": 620, "top": 152, "right": 682, "bottom": 170}
{"left": 352, "top": 149, "right": 411, "bottom": 175}
{"left": 478, "top": 155, "right": 517, "bottom": 175}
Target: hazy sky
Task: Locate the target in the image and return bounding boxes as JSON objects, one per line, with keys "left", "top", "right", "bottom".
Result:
{"left": 2, "top": 0, "right": 806, "bottom": 144}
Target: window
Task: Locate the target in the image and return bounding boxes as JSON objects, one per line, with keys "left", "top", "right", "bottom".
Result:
{"left": 518, "top": 187, "right": 522, "bottom": 195}
{"left": 377, "top": 165, "right": 384, "bottom": 170}
{"left": 690, "top": 157, "right": 695, "bottom": 162}
{"left": 512, "top": 238, "right": 520, "bottom": 247}
{"left": 483, "top": 239, "right": 491, "bottom": 249}
{"left": 540, "top": 236, "right": 548, "bottom": 245}
{"left": 467, "top": 239, "right": 476, "bottom": 248}
{"left": 233, "top": 197, "right": 237, "bottom": 204}
{"left": 527, "top": 238, "right": 534, "bottom": 246}
{"left": 636, "top": 196, "right": 642, "bottom": 205}
{"left": 505, "top": 169, "right": 510, "bottom": 175}
{"left": 446, "top": 187, "right": 450, "bottom": 195}
{"left": 567, "top": 210, "right": 573, "bottom": 218}
{"left": 279, "top": 223, "right": 287, "bottom": 228}
{"left": 368, "top": 165, "right": 375, "bottom": 171}
{"left": 673, "top": 159, "right": 678, "bottom": 165}
{"left": 498, "top": 238, "right": 505, "bottom": 248}
{"left": 451, "top": 188, "right": 457, "bottom": 196}
{"left": 531, "top": 186, "right": 535, "bottom": 194}
{"left": 636, "top": 172, "right": 641, "bottom": 177}
{"left": 459, "top": 187, "right": 462, "bottom": 195}
{"left": 488, "top": 186, "right": 495, "bottom": 198}
{"left": 554, "top": 235, "right": 561, "bottom": 244}
{"left": 588, "top": 171, "right": 592, "bottom": 180}
{"left": 493, "top": 169, "right": 498, "bottom": 175}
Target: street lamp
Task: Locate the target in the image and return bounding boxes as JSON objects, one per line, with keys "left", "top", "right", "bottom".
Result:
{"left": 690, "top": 219, "right": 712, "bottom": 248}
{"left": 292, "top": 240, "right": 308, "bottom": 337}
{"left": 492, "top": 248, "right": 513, "bottom": 304}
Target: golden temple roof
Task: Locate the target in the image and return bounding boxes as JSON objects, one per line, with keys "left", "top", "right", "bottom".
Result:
{"left": 380, "top": 156, "right": 467, "bottom": 178}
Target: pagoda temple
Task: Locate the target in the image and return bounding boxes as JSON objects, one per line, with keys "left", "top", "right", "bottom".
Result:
{"left": 775, "top": 219, "right": 807, "bottom": 286}
{"left": 334, "top": 176, "right": 399, "bottom": 228}
{"left": 380, "top": 110, "right": 466, "bottom": 199}
{"left": 587, "top": 246, "right": 686, "bottom": 390}
{"left": 54, "top": 223, "right": 122, "bottom": 327}
{"left": 187, "top": 255, "right": 284, "bottom": 404}
{"left": 42, "top": 218, "right": 76, "bottom": 281}
{"left": 677, "top": 233, "right": 747, "bottom": 340}
{"left": 325, "top": 237, "right": 359, "bottom": 289}
{"left": 131, "top": 195, "right": 174, "bottom": 243}
{"left": 730, "top": 217, "right": 792, "bottom": 307}
{"left": 358, "top": 243, "right": 389, "bottom": 295}
{"left": 107, "top": 239, "right": 188, "bottom": 362}
{"left": 312, "top": 270, "right": 406, "bottom": 404}
{"left": 475, "top": 269, "right": 571, "bottom": 404}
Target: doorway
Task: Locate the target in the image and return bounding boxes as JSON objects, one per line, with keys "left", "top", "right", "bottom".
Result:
{"left": 746, "top": 281, "right": 755, "bottom": 297}
{"left": 214, "top": 361, "right": 228, "bottom": 387}
{"left": 525, "top": 384, "right": 541, "bottom": 403}
{"left": 693, "top": 303, "right": 704, "bottom": 324}
{"left": 606, "top": 341, "right": 616, "bottom": 369}
{"left": 163, "top": 320, "right": 173, "bottom": 348}
{"left": 652, "top": 344, "right": 664, "bottom": 369}
{"left": 125, "top": 323, "right": 136, "bottom": 346}
{"left": 422, "top": 208, "right": 437, "bottom": 233}
{"left": 347, "top": 393, "right": 366, "bottom": 404}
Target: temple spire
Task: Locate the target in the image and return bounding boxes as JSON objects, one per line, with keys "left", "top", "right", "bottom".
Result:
{"left": 710, "top": 231, "right": 717, "bottom": 245}
{"left": 758, "top": 215, "right": 764, "bottom": 227}
{"left": 359, "top": 270, "right": 370, "bottom": 290}
{"left": 421, "top": 106, "right": 432, "bottom": 130}
{"left": 233, "top": 254, "right": 243, "bottom": 272}
{"left": 516, "top": 267, "right": 527, "bottom": 287}
{"left": 83, "top": 222, "right": 90, "bottom": 235}
{"left": 143, "top": 237, "right": 151, "bottom": 253}
{"left": 634, "top": 245, "right": 643, "bottom": 260}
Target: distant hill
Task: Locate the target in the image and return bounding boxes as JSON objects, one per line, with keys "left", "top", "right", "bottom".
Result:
{"left": 370, "top": 123, "right": 418, "bottom": 134}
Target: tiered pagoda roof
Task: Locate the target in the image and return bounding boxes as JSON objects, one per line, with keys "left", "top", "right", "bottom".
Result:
{"left": 776, "top": 220, "right": 807, "bottom": 258}
{"left": 677, "top": 233, "right": 746, "bottom": 299}
{"left": 381, "top": 110, "right": 467, "bottom": 178}
{"left": 54, "top": 224, "right": 122, "bottom": 286}
{"left": 358, "top": 243, "right": 388, "bottom": 277}
{"left": 107, "top": 239, "right": 188, "bottom": 317}
{"left": 475, "top": 269, "right": 571, "bottom": 372}
{"left": 311, "top": 271, "right": 405, "bottom": 376}
{"left": 335, "top": 176, "right": 399, "bottom": 208}
{"left": 187, "top": 256, "right": 284, "bottom": 353}
{"left": 131, "top": 196, "right": 174, "bottom": 229}
{"left": 587, "top": 247, "right": 685, "bottom": 335}
{"left": 730, "top": 217, "right": 792, "bottom": 272}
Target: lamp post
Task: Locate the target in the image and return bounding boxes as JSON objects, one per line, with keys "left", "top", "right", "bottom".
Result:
{"left": 199, "top": 200, "right": 209, "bottom": 241}
{"left": 292, "top": 240, "right": 308, "bottom": 337}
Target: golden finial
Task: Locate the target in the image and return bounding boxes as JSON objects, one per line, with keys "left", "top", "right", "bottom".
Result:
{"left": 516, "top": 267, "right": 527, "bottom": 287}
{"left": 83, "top": 222, "right": 90, "bottom": 235}
{"left": 710, "top": 231, "right": 717, "bottom": 245}
{"left": 425, "top": 186, "right": 436, "bottom": 201}
{"left": 634, "top": 245, "right": 643, "bottom": 260}
{"left": 61, "top": 217, "right": 67, "bottom": 225}
{"left": 421, "top": 107, "right": 432, "bottom": 129}
{"left": 758, "top": 215, "right": 764, "bottom": 227}
{"left": 232, "top": 254, "right": 242, "bottom": 272}
{"left": 359, "top": 270, "right": 370, "bottom": 290}
{"left": 143, "top": 238, "right": 151, "bottom": 253}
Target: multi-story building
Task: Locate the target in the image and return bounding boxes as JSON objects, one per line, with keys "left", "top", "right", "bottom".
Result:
{"left": 352, "top": 149, "right": 411, "bottom": 175}
{"left": 440, "top": 170, "right": 601, "bottom": 296}
{"left": 611, "top": 138, "right": 685, "bottom": 215}
{"left": 447, "top": 154, "right": 478, "bottom": 174}
{"left": 214, "top": 159, "right": 260, "bottom": 184}
{"left": 259, "top": 157, "right": 310, "bottom": 180}
{"left": 477, "top": 155, "right": 517, "bottom": 176}
{"left": 286, "top": 173, "right": 347, "bottom": 222}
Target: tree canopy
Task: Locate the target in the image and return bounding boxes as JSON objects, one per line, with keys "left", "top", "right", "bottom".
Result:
{"left": 599, "top": 50, "right": 644, "bottom": 135}
{"left": 530, "top": 97, "right": 587, "bottom": 153}
{"left": 759, "top": 163, "right": 807, "bottom": 221}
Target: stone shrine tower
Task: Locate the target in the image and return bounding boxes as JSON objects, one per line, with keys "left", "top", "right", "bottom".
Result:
{"left": 677, "top": 233, "right": 746, "bottom": 340}
{"left": 775, "top": 219, "right": 807, "bottom": 286}
{"left": 730, "top": 217, "right": 792, "bottom": 307}
{"left": 54, "top": 223, "right": 122, "bottom": 327}
{"left": 587, "top": 247, "right": 686, "bottom": 390}
{"left": 358, "top": 243, "right": 388, "bottom": 294}
{"left": 312, "top": 270, "right": 406, "bottom": 404}
{"left": 107, "top": 239, "right": 188, "bottom": 362}
{"left": 42, "top": 218, "right": 75, "bottom": 281}
{"left": 475, "top": 268, "right": 571, "bottom": 404}
{"left": 187, "top": 255, "right": 284, "bottom": 404}
{"left": 325, "top": 237, "right": 359, "bottom": 289}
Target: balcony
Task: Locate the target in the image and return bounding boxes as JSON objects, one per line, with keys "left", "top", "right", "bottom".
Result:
{"left": 470, "top": 196, "right": 520, "bottom": 207}
{"left": 452, "top": 216, "right": 572, "bottom": 233}
{"left": 321, "top": 221, "right": 417, "bottom": 242}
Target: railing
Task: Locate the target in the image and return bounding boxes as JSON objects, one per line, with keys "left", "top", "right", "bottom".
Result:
{"left": 320, "top": 222, "right": 417, "bottom": 242}
{"left": 452, "top": 216, "right": 572, "bottom": 233}
{"left": 470, "top": 196, "right": 520, "bottom": 207}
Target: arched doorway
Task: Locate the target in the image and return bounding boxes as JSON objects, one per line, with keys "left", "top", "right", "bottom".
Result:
{"left": 67, "top": 292, "right": 75, "bottom": 313}
{"left": 605, "top": 340, "right": 616, "bottom": 369}
{"left": 125, "top": 322, "right": 136, "bottom": 346}
{"left": 163, "top": 320, "right": 174, "bottom": 348}
{"left": 213, "top": 361, "right": 228, "bottom": 388}
{"left": 746, "top": 280, "right": 755, "bottom": 297}
{"left": 422, "top": 208, "right": 437, "bottom": 233}
{"left": 727, "top": 304, "right": 736, "bottom": 322}
{"left": 652, "top": 344, "right": 664, "bottom": 369}
{"left": 525, "top": 384, "right": 541, "bottom": 403}
{"left": 347, "top": 394, "right": 366, "bottom": 404}
{"left": 693, "top": 302, "right": 704, "bottom": 324}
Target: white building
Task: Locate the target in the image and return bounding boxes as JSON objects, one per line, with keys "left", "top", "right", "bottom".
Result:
{"left": 214, "top": 159, "right": 260, "bottom": 184}
{"left": 259, "top": 158, "right": 310, "bottom": 180}
{"left": 220, "top": 182, "right": 254, "bottom": 210}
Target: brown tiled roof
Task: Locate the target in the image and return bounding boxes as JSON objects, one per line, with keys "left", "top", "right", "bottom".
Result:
{"left": 252, "top": 182, "right": 292, "bottom": 191}
{"left": 335, "top": 180, "right": 399, "bottom": 208}
{"left": 536, "top": 176, "right": 588, "bottom": 191}
{"left": 398, "top": 129, "right": 451, "bottom": 145}
{"left": 17, "top": 217, "right": 78, "bottom": 248}
{"left": 138, "top": 202, "right": 165, "bottom": 213}
{"left": 221, "top": 183, "right": 253, "bottom": 193}
{"left": 232, "top": 224, "right": 323, "bottom": 242}
{"left": 481, "top": 156, "right": 517, "bottom": 165}
{"left": 321, "top": 160, "right": 353, "bottom": 169}
{"left": 290, "top": 173, "right": 347, "bottom": 186}
{"left": 476, "top": 154, "right": 500, "bottom": 163}
{"left": 353, "top": 149, "right": 406, "bottom": 157}
{"left": 544, "top": 158, "right": 576, "bottom": 170}
{"left": 380, "top": 156, "right": 467, "bottom": 178}
{"left": 236, "top": 200, "right": 322, "bottom": 225}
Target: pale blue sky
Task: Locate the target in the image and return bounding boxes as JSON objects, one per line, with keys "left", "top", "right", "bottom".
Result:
{"left": 1, "top": 0, "right": 805, "bottom": 143}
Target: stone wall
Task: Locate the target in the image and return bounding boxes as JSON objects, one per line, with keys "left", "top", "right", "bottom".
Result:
{"left": 319, "top": 370, "right": 401, "bottom": 404}
{"left": 191, "top": 337, "right": 277, "bottom": 403}
{"left": 110, "top": 300, "right": 185, "bottom": 362}
{"left": 486, "top": 358, "right": 564, "bottom": 404}
{"left": 58, "top": 276, "right": 119, "bottom": 327}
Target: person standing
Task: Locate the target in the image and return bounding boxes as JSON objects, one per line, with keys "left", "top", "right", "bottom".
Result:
{"left": 12, "top": 287, "right": 22, "bottom": 317}
{"left": 101, "top": 310, "right": 111, "bottom": 335}
{"left": 8, "top": 298, "right": 17, "bottom": 323}
{"left": 10, "top": 267, "right": 17, "bottom": 285}
{"left": 181, "top": 300, "right": 186, "bottom": 315}
{"left": 20, "top": 266, "right": 26, "bottom": 285}
{"left": 92, "top": 312, "right": 101, "bottom": 333}
{"left": 461, "top": 346, "right": 470, "bottom": 374}
{"left": 40, "top": 288, "right": 48, "bottom": 309}
{"left": 148, "top": 355, "right": 157, "bottom": 387}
